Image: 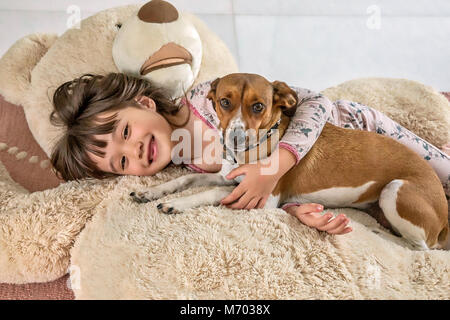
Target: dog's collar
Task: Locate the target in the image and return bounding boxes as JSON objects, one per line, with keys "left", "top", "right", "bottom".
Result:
{"left": 220, "top": 118, "right": 281, "bottom": 164}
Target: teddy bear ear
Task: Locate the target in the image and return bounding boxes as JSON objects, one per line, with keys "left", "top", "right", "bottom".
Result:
{"left": 138, "top": 0, "right": 179, "bottom": 23}
{"left": 0, "top": 33, "right": 58, "bottom": 106}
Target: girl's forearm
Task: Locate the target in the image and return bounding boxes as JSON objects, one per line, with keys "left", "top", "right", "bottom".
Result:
{"left": 261, "top": 146, "right": 297, "bottom": 178}
{"left": 276, "top": 147, "right": 297, "bottom": 178}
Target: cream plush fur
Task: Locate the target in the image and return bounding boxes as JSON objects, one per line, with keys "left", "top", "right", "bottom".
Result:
{"left": 69, "top": 166, "right": 450, "bottom": 300}
{"left": 0, "top": 4, "right": 449, "bottom": 299}
{"left": 1, "top": 161, "right": 449, "bottom": 298}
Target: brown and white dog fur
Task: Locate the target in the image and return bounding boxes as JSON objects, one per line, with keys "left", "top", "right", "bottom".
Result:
{"left": 131, "top": 73, "right": 449, "bottom": 250}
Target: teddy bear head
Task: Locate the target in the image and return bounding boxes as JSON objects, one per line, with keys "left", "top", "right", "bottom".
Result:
{"left": 113, "top": 0, "right": 202, "bottom": 99}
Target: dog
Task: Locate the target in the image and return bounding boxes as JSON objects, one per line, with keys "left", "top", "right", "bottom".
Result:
{"left": 131, "top": 73, "right": 449, "bottom": 250}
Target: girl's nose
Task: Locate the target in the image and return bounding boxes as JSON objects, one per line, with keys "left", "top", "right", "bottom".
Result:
{"left": 136, "top": 141, "right": 144, "bottom": 159}
{"left": 125, "top": 141, "right": 143, "bottom": 160}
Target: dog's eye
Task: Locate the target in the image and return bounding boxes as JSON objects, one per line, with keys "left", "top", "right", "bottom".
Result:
{"left": 220, "top": 98, "right": 231, "bottom": 109}
{"left": 252, "top": 103, "right": 265, "bottom": 113}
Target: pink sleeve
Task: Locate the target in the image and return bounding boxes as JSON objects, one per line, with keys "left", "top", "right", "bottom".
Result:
{"left": 279, "top": 87, "right": 334, "bottom": 165}
{"left": 184, "top": 80, "right": 220, "bottom": 130}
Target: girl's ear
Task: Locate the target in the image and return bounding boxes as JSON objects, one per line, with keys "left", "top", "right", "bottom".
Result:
{"left": 135, "top": 95, "right": 156, "bottom": 111}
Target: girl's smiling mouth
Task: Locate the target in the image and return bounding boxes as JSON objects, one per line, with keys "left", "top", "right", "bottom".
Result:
{"left": 148, "top": 136, "right": 157, "bottom": 163}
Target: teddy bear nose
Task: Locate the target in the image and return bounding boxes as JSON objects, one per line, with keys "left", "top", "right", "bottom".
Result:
{"left": 138, "top": 0, "right": 179, "bottom": 23}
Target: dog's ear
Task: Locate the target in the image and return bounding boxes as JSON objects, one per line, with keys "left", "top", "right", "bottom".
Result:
{"left": 207, "top": 77, "right": 221, "bottom": 111}
{"left": 272, "top": 81, "right": 298, "bottom": 117}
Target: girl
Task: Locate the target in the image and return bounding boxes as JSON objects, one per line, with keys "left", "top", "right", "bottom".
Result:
{"left": 50, "top": 73, "right": 450, "bottom": 236}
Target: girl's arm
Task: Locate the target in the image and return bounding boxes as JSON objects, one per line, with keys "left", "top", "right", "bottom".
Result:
{"left": 222, "top": 87, "right": 335, "bottom": 183}
{"left": 278, "top": 87, "right": 334, "bottom": 165}
{"left": 221, "top": 88, "right": 335, "bottom": 208}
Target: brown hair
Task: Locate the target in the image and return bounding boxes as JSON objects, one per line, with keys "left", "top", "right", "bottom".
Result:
{"left": 50, "top": 72, "right": 189, "bottom": 181}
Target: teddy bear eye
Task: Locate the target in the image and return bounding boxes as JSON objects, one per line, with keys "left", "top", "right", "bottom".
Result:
{"left": 220, "top": 98, "right": 231, "bottom": 109}
{"left": 115, "top": 23, "right": 122, "bottom": 29}
{"left": 252, "top": 102, "right": 265, "bottom": 113}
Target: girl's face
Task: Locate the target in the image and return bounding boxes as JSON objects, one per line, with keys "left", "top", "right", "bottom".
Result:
{"left": 88, "top": 96, "right": 176, "bottom": 176}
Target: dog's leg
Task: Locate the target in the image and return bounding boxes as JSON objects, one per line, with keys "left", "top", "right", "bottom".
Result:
{"left": 156, "top": 186, "right": 236, "bottom": 214}
{"left": 263, "top": 194, "right": 281, "bottom": 209}
{"left": 379, "top": 179, "right": 449, "bottom": 250}
{"left": 364, "top": 203, "right": 401, "bottom": 237}
{"left": 130, "top": 173, "right": 236, "bottom": 203}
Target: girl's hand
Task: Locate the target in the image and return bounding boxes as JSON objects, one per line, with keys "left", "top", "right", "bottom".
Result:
{"left": 220, "top": 147, "right": 297, "bottom": 210}
{"left": 284, "top": 203, "right": 352, "bottom": 235}
{"left": 220, "top": 162, "right": 280, "bottom": 209}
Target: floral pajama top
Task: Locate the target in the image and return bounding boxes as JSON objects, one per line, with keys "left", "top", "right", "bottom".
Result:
{"left": 181, "top": 80, "right": 450, "bottom": 198}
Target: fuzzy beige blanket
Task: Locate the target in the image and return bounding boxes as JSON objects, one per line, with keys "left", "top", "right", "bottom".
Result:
{"left": 69, "top": 166, "right": 450, "bottom": 299}
{"left": 1, "top": 78, "right": 449, "bottom": 298}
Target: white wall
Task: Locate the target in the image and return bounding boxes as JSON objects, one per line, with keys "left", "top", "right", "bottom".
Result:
{"left": 1, "top": 0, "right": 449, "bottom": 91}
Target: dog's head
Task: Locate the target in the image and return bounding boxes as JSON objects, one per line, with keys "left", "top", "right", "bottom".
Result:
{"left": 207, "top": 73, "right": 298, "bottom": 151}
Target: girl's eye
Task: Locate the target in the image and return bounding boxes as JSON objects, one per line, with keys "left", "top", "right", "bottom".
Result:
{"left": 252, "top": 103, "right": 265, "bottom": 113}
{"left": 123, "top": 124, "right": 129, "bottom": 139}
{"left": 220, "top": 98, "right": 231, "bottom": 109}
{"left": 120, "top": 124, "right": 129, "bottom": 171}
{"left": 121, "top": 156, "right": 126, "bottom": 170}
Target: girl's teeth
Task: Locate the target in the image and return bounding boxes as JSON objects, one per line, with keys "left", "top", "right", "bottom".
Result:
{"left": 149, "top": 138, "right": 153, "bottom": 162}
{"left": 150, "top": 137, "right": 155, "bottom": 161}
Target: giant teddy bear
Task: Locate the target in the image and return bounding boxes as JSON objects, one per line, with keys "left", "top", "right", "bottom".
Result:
{"left": 0, "top": 0, "right": 449, "bottom": 299}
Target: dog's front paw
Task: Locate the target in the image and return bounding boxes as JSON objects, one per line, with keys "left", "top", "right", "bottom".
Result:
{"left": 130, "top": 191, "right": 155, "bottom": 203}
{"left": 156, "top": 201, "right": 182, "bottom": 215}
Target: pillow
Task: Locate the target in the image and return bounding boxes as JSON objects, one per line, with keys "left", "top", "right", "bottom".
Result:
{"left": 0, "top": 274, "right": 74, "bottom": 300}
{"left": 0, "top": 94, "right": 63, "bottom": 192}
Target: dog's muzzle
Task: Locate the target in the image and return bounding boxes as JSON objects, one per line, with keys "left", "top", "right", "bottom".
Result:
{"left": 227, "top": 128, "right": 247, "bottom": 150}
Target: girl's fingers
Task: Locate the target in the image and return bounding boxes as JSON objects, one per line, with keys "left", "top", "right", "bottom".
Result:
{"left": 245, "top": 197, "right": 260, "bottom": 210}
{"left": 297, "top": 211, "right": 333, "bottom": 228}
{"left": 325, "top": 215, "right": 352, "bottom": 234}
{"left": 328, "top": 225, "right": 353, "bottom": 235}
{"left": 225, "top": 167, "right": 246, "bottom": 180}
{"left": 294, "top": 203, "right": 324, "bottom": 215}
{"left": 289, "top": 204, "right": 352, "bottom": 235}
{"left": 221, "top": 185, "right": 246, "bottom": 205}
{"left": 319, "top": 214, "right": 348, "bottom": 232}
{"left": 256, "top": 195, "right": 269, "bottom": 209}
{"left": 229, "top": 192, "right": 252, "bottom": 209}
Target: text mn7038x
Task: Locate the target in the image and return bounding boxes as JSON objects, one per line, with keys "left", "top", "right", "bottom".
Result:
{"left": 179, "top": 303, "right": 271, "bottom": 317}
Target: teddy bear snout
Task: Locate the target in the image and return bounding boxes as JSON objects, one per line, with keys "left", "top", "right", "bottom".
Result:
{"left": 138, "top": 0, "right": 179, "bottom": 24}
{"left": 140, "top": 42, "right": 193, "bottom": 75}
